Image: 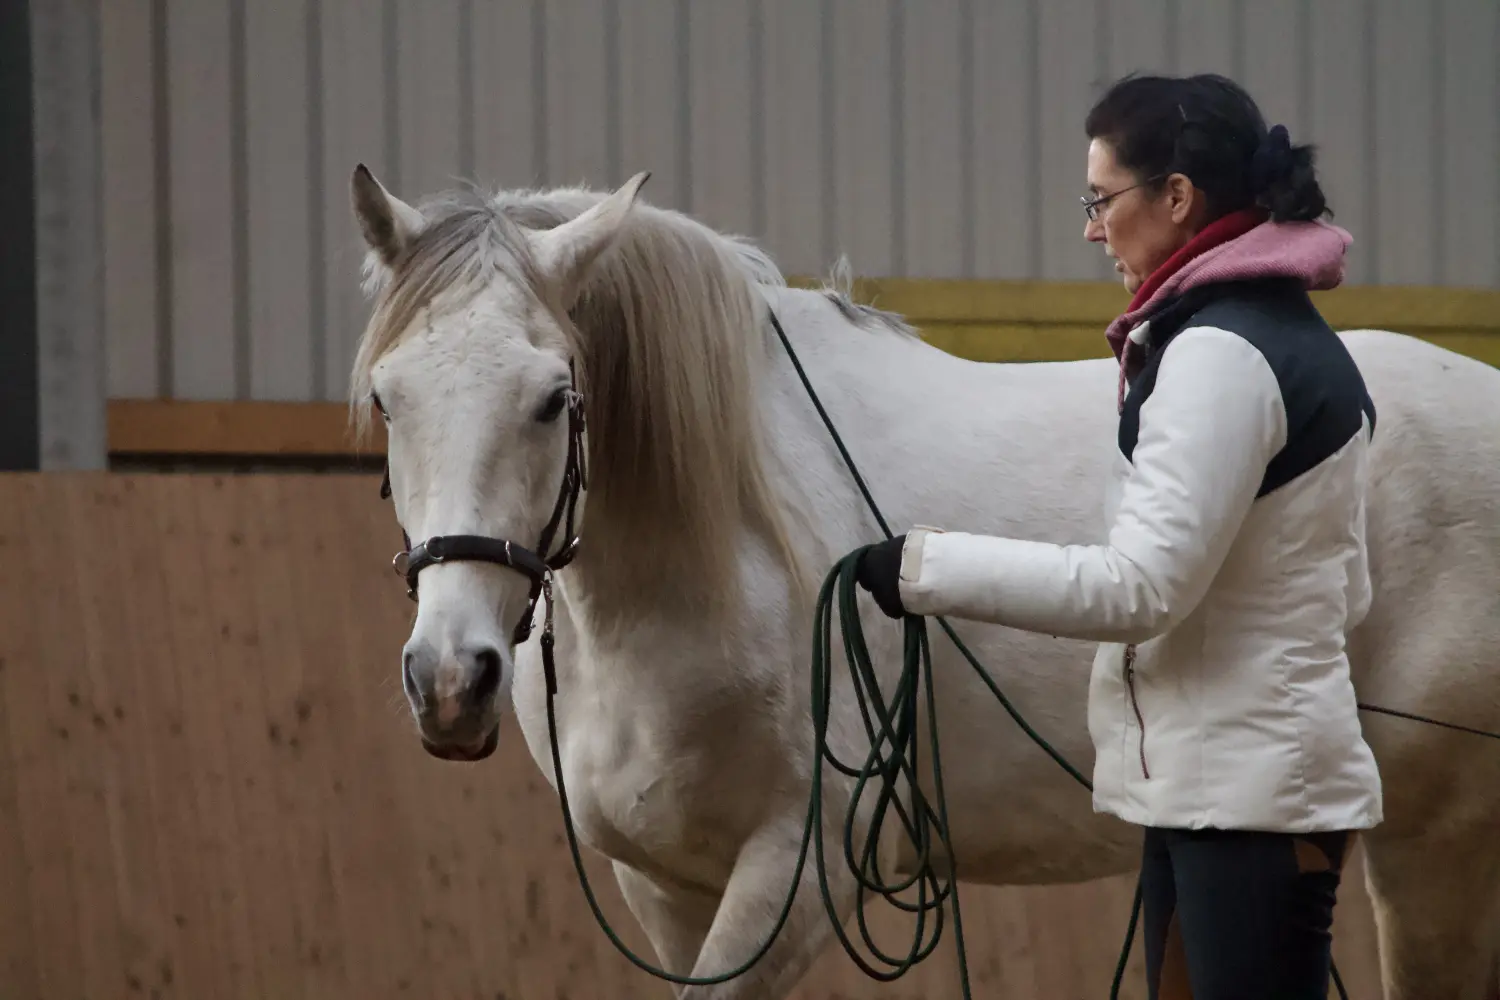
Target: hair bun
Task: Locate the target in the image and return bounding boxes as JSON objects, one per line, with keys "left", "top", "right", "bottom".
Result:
{"left": 1250, "top": 124, "right": 1294, "bottom": 194}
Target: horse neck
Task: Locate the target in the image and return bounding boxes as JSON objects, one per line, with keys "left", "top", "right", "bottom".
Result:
{"left": 559, "top": 286, "right": 934, "bottom": 643}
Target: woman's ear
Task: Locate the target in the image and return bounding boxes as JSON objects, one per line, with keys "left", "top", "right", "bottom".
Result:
{"left": 1164, "top": 173, "right": 1199, "bottom": 225}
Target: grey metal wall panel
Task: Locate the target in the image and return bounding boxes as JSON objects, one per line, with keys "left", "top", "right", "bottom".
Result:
{"left": 1037, "top": 0, "right": 1105, "bottom": 281}
{"left": 164, "top": 0, "right": 238, "bottom": 400}
{"left": 760, "top": 0, "right": 825, "bottom": 277}
{"left": 32, "top": 0, "right": 108, "bottom": 469}
{"left": 471, "top": 1, "right": 543, "bottom": 191}
{"left": 246, "top": 0, "right": 316, "bottom": 401}
{"left": 900, "top": 0, "right": 965, "bottom": 279}
{"left": 1374, "top": 0, "right": 1440, "bottom": 286}
{"left": 544, "top": 0, "right": 612, "bottom": 189}
{"left": 972, "top": 0, "right": 1039, "bottom": 280}
{"left": 100, "top": 0, "right": 161, "bottom": 399}
{"left": 828, "top": 0, "right": 897, "bottom": 279}
{"left": 1438, "top": 0, "right": 1499, "bottom": 289}
{"left": 65, "top": 0, "right": 1499, "bottom": 403}
{"left": 317, "top": 0, "right": 391, "bottom": 402}
{"left": 1309, "top": 0, "right": 1375, "bottom": 285}
{"left": 688, "top": 0, "right": 758, "bottom": 238}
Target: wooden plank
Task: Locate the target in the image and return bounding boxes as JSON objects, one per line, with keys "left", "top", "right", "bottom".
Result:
{"left": 971, "top": 0, "right": 1037, "bottom": 279}
{"left": 318, "top": 0, "right": 389, "bottom": 402}
{"left": 688, "top": 0, "right": 756, "bottom": 237}
{"left": 165, "top": 0, "right": 239, "bottom": 400}
{"left": 245, "top": 0, "right": 314, "bottom": 401}
{"left": 759, "top": 0, "right": 825, "bottom": 276}
{"left": 100, "top": 0, "right": 161, "bottom": 398}
{"left": 107, "top": 400, "right": 385, "bottom": 458}
{"left": 0, "top": 472, "right": 1400, "bottom": 995}
{"left": 899, "top": 0, "right": 964, "bottom": 278}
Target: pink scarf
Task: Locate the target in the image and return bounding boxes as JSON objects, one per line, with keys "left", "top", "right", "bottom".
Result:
{"left": 1104, "top": 214, "right": 1354, "bottom": 411}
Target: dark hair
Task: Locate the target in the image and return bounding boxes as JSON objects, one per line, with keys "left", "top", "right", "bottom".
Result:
{"left": 1084, "top": 72, "right": 1330, "bottom": 224}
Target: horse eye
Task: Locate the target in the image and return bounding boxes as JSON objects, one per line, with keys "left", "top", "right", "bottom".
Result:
{"left": 537, "top": 388, "right": 568, "bottom": 424}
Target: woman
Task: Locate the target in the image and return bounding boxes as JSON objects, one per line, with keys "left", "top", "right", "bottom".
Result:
{"left": 856, "top": 72, "right": 1382, "bottom": 999}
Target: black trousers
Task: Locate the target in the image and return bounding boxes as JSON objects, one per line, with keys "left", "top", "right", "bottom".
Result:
{"left": 1141, "top": 826, "right": 1354, "bottom": 1000}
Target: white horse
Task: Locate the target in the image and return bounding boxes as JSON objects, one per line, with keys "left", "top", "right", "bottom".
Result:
{"left": 347, "top": 166, "right": 1500, "bottom": 1000}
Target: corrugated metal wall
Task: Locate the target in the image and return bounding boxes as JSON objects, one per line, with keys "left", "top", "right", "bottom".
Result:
{"left": 98, "top": 0, "right": 1500, "bottom": 402}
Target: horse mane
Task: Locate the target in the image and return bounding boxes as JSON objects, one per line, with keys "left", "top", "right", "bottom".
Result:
{"left": 349, "top": 180, "right": 861, "bottom": 607}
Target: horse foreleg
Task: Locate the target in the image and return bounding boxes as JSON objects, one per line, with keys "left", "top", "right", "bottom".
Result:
{"left": 613, "top": 861, "right": 719, "bottom": 996}
{"left": 676, "top": 817, "right": 853, "bottom": 1000}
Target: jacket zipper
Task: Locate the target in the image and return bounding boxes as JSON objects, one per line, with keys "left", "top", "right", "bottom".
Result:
{"left": 1123, "top": 644, "right": 1150, "bottom": 779}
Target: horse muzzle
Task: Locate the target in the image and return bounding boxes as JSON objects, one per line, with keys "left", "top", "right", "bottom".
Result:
{"left": 421, "top": 724, "right": 500, "bottom": 762}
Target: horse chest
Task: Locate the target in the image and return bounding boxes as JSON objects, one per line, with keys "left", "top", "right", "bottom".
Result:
{"left": 555, "top": 713, "right": 723, "bottom": 879}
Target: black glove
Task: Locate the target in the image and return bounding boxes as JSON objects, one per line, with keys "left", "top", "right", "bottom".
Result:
{"left": 855, "top": 534, "right": 908, "bottom": 619}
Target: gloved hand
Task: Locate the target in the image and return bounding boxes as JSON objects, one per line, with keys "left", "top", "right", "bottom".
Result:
{"left": 855, "top": 534, "right": 908, "bottom": 619}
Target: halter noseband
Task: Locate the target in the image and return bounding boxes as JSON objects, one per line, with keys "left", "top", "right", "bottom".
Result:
{"left": 378, "top": 359, "right": 588, "bottom": 659}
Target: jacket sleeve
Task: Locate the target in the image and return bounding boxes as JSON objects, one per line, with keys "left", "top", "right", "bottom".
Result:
{"left": 897, "top": 326, "right": 1289, "bottom": 644}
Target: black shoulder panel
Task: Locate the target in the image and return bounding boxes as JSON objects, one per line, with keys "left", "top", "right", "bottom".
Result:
{"left": 1118, "top": 278, "right": 1375, "bottom": 498}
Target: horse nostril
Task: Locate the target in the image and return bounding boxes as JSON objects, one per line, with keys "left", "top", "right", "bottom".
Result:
{"left": 402, "top": 651, "right": 422, "bottom": 707}
{"left": 468, "top": 647, "right": 503, "bottom": 707}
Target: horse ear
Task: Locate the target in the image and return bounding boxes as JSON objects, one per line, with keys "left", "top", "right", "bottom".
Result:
{"left": 531, "top": 171, "right": 650, "bottom": 306}
{"left": 351, "top": 163, "right": 425, "bottom": 266}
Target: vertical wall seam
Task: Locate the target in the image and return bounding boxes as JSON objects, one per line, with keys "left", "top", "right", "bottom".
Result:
{"left": 888, "top": 0, "right": 905, "bottom": 276}
{"left": 1363, "top": 0, "right": 1378, "bottom": 284}
{"left": 819, "top": 0, "right": 835, "bottom": 269}
{"left": 1230, "top": 0, "right": 1245, "bottom": 81}
{"left": 88, "top": 0, "right": 106, "bottom": 440}
{"left": 603, "top": 0, "right": 621, "bottom": 186}
{"left": 1095, "top": 0, "right": 1110, "bottom": 80}
{"left": 229, "top": 0, "right": 250, "bottom": 400}
{"left": 306, "top": 0, "right": 326, "bottom": 400}
{"left": 676, "top": 0, "right": 692, "bottom": 211}
{"left": 1164, "top": 0, "right": 1179, "bottom": 72}
{"left": 958, "top": 0, "right": 975, "bottom": 278}
{"left": 1296, "top": 0, "right": 1311, "bottom": 137}
{"left": 152, "top": 0, "right": 173, "bottom": 397}
{"left": 1429, "top": 1, "right": 1444, "bottom": 286}
{"left": 383, "top": 0, "right": 400, "bottom": 190}
{"left": 458, "top": 0, "right": 474, "bottom": 181}
{"left": 748, "top": 0, "right": 766, "bottom": 240}
{"left": 532, "top": 0, "right": 547, "bottom": 183}
{"left": 1025, "top": 0, "right": 1041, "bottom": 279}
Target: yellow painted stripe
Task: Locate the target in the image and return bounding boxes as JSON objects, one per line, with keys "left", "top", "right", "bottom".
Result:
{"left": 790, "top": 277, "right": 1500, "bottom": 365}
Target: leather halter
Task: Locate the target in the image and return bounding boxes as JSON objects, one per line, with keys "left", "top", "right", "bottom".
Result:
{"left": 378, "top": 359, "right": 588, "bottom": 658}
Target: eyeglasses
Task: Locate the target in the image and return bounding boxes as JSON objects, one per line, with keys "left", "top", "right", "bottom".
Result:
{"left": 1081, "top": 174, "right": 1167, "bottom": 221}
